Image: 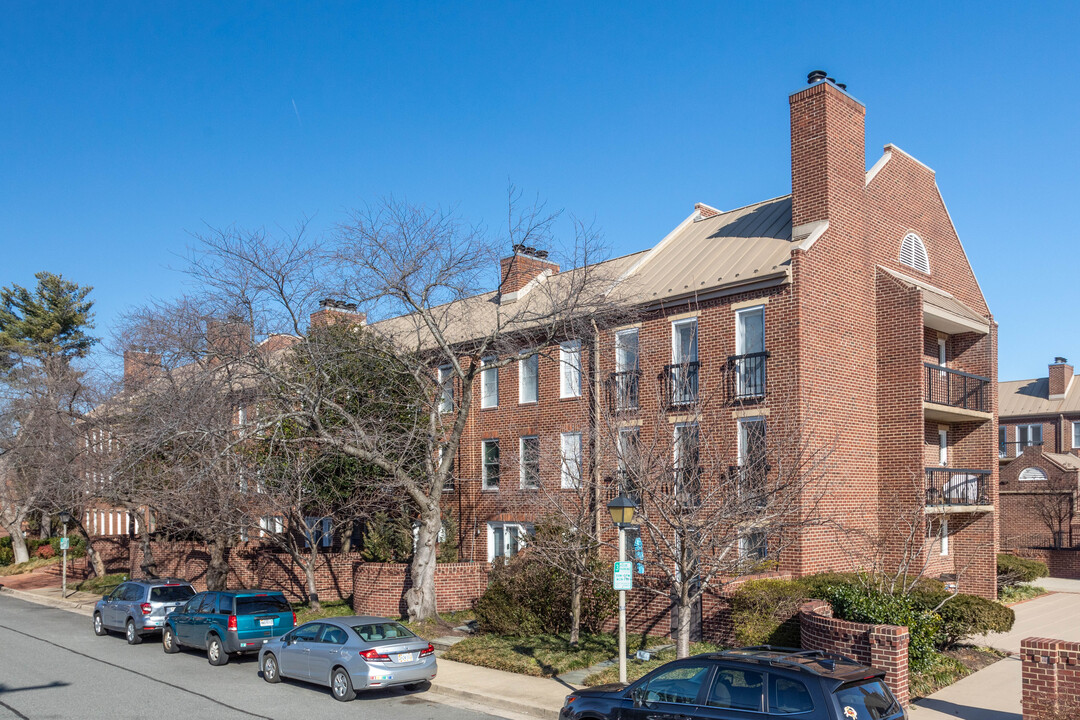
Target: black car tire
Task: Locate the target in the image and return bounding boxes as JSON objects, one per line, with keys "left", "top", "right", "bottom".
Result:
{"left": 162, "top": 626, "right": 180, "bottom": 653}
{"left": 207, "top": 634, "right": 229, "bottom": 666}
{"left": 93, "top": 613, "right": 108, "bottom": 636}
{"left": 331, "top": 667, "right": 356, "bottom": 702}
{"left": 262, "top": 653, "right": 282, "bottom": 683}
{"left": 126, "top": 619, "right": 143, "bottom": 645}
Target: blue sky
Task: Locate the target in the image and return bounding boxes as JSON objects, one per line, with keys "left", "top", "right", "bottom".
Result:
{"left": 2, "top": 1, "right": 1076, "bottom": 380}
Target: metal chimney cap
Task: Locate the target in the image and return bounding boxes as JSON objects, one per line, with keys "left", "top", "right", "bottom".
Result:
{"left": 1054, "top": 356, "right": 1069, "bottom": 364}
{"left": 807, "top": 70, "right": 828, "bottom": 84}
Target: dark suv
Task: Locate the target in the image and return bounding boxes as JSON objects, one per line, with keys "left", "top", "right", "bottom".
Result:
{"left": 162, "top": 590, "right": 296, "bottom": 665}
{"left": 560, "top": 646, "right": 906, "bottom": 720}
{"left": 93, "top": 578, "right": 196, "bottom": 645}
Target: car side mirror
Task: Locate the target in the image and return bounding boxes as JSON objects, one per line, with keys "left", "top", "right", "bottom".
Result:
{"left": 631, "top": 687, "right": 648, "bottom": 708}
{"left": 102, "top": 595, "right": 109, "bottom": 601}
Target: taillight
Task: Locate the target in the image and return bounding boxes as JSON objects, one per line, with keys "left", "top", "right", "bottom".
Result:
{"left": 228, "top": 615, "right": 238, "bottom": 631}
{"left": 360, "top": 648, "right": 392, "bottom": 661}
{"left": 420, "top": 643, "right": 435, "bottom": 657}
{"left": 292, "top": 612, "right": 297, "bottom": 626}
{"left": 140, "top": 603, "right": 152, "bottom": 615}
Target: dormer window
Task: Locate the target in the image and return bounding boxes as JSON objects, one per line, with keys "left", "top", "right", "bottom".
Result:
{"left": 899, "top": 233, "right": 930, "bottom": 274}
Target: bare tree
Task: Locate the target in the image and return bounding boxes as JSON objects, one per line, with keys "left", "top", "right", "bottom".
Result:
{"left": 1024, "top": 475, "right": 1076, "bottom": 549}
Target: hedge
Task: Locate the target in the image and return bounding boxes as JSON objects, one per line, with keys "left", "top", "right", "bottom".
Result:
{"left": 997, "top": 553, "right": 1049, "bottom": 589}
{"left": 911, "top": 591, "right": 1014, "bottom": 648}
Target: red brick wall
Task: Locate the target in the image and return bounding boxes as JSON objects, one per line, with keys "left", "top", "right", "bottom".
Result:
{"left": 799, "top": 600, "right": 911, "bottom": 707}
{"left": 1021, "top": 637, "right": 1080, "bottom": 719}
{"left": 352, "top": 562, "right": 489, "bottom": 618}
{"left": 1009, "top": 548, "right": 1080, "bottom": 580}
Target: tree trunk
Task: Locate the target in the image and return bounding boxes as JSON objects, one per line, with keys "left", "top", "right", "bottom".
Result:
{"left": 676, "top": 584, "right": 692, "bottom": 659}
{"left": 206, "top": 537, "right": 230, "bottom": 591}
{"left": 305, "top": 547, "right": 322, "bottom": 611}
{"left": 405, "top": 504, "right": 441, "bottom": 622}
{"left": 39, "top": 513, "right": 51, "bottom": 540}
{"left": 85, "top": 535, "right": 107, "bottom": 578}
{"left": 8, "top": 528, "right": 30, "bottom": 565}
{"left": 139, "top": 526, "right": 158, "bottom": 578}
{"left": 569, "top": 572, "right": 582, "bottom": 646}
{"left": 340, "top": 519, "right": 354, "bottom": 554}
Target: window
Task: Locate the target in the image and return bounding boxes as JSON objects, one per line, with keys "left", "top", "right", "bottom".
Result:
{"left": 482, "top": 440, "right": 500, "bottom": 490}
{"left": 560, "top": 432, "right": 582, "bottom": 489}
{"left": 999, "top": 426, "right": 1007, "bottom": 458}
{"left": 1073, "top": 421, "right": 1080, "bottom": 449}
{"left": 520, "top": 436, "right": 540, "bottom": 489}
{"left": 488, "top": 522, "right": 531, "bottom": 562}
{"left": 834, "top": 679, "right": 901, "bottom": 720}
{"left": 938, "top": 428, "right": 948, "bottom": 466}
{"left": 706, "top": 667, "right": 764, "bottom": 711}
{"left": 642, "top": 663, "right": 711, "bottom": 705}
{"left": 438, "top": 365, "right": 454, "bottom": 413}
{"left": 560, "top": 340, "right": 582, "bottom": 398}
{"left": 674, "top": 423, "right": 700, "bottom": 506}
{"left": 304, "top": 516, "right": 332, "bottom": 548}
{"left": 480, "top": 357, "right": 498, "bottom": 408}
{"left": 439, "top": 445, "right": 454, "bottom": 492}
{"left": 899, "top": 232, "right": 930, "bottom": 274}
{"left": 1019, "top": 467, "right": 1048, "bottom": 482}
{"left": 927, "top": 517, "right": 949, "bottom": 556}
{"left": 259, "top": 515, "right": 284, "bottom": 537}
{"left": 614, "top": 329, "right": 640, "bottom": 410}
{"left": 618, "top": 427, "right": 641, "bottom": 499}
{"left": 739, "top": 531, "right": 767, "bottom": 562}
{"left": 734, "top": 306, "right": 766, "bottom": 398}
{"left": 937, "top": 337, "right": 947, "bottom": 367}
{"left": 671, "top": 319, "right": 699, "bottom": 405}
{"left": 1017, "top": 424, "right": 1043, "bottom": 448}
{"left": 518, "top": 353, "right": 539, "bottom": 404}
{"left": 771, "top": 676, "right": 814, "bottom": 714}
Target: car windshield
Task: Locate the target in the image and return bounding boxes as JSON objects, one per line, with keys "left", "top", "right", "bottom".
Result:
{"left": 350, "top": 622, "right": 416, "bottom": 642}
{"left": 835, "top": 679, "right": 900, "bottom": 720}
{"left": 235, "top": 595, "right": 291, "bottom": 614}
{"left": 150, "top": 585, "right": 195, "bottom": 602}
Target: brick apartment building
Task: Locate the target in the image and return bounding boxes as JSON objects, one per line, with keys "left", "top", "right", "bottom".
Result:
{"left": 434, "top": 74, "right": 999, "bottom": 599}
{"left": 999, "top": 358, "right": 1080, "bottom": 549}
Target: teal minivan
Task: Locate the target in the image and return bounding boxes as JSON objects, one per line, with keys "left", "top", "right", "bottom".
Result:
{"left": 162, "top": 590, "right": 296, "bottom": 665}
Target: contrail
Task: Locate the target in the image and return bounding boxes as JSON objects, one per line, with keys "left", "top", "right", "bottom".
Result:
{"left": 291, "top": 98, "right": 303, "bottom": 129}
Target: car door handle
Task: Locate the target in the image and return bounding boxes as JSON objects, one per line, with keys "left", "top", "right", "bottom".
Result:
{"left": 329, "top": 650, "right": 340, "bottom": 655}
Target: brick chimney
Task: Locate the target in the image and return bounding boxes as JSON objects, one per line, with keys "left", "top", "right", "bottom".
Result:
{"left": 1049, "top": 357, "right": 1074, "bottom": 399}
{"left": 310, "top": 299, "right": 366, "bottom": 329}
{"left": 206, "top": 317, "right": 253, "bottom": 361}
{"left": 789, "top": 73, "right": 866, "bottom": 228}
{"left": 123, "top": 349, "right": 162, "bottom": 391}
{"left": 499, "top": 247, "right": 559, "bottom": 295}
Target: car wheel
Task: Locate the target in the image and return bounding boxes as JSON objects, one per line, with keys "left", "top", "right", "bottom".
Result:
{"left": 93, "top": 613, "right": 108, "bottom": 636}
{"left": 262, "top": 653, "right": 282, "bottom": 684}
{"left": 162, "top": 626, "right": 180, "bottom": 654}
{"left": 331, "top": 667, "right": 356, "bottom": 702}
{"left": 207, "top": 635, "right": 229, "bottom": 666}
{"left": 126, "top": 619, "right": 143, "bottom": 645}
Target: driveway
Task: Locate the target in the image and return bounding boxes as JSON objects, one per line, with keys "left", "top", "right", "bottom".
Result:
{"left": 910, "top": 584, "right": 1080, "bottom": 720}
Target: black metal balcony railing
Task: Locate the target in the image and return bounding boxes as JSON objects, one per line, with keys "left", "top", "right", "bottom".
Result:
{"left": 999, "top": 441, "right": 1043, "bottom": 459}
{"left": 662, "top": 361, "right": 700, "bottom": 408}
{"left": 924, "top": 363, "right": 990, "bottom": 413}
{"left": 727, "top": 352, "right": 770, "bottom": 401}
{"left": 613, "top": 469, "right": 643, "bottom": 505}
{"left": 925, "top": 468, "right": 991, "bottom": 507}
{"left": 606, "top": 370, "right": 640, "bottom": 412}
{"left": 661, "top": 466, "right": 701, "bottom": 509}
{"left": 729, "top": 464, "right": 769, "bottom": 509}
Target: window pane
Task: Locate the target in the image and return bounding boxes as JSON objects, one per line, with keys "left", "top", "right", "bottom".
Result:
{"left": 737, "top": 308, "right": 765, "bottom": 354}
{"left": 561, "top": 341, "right": 582, "bottom": 398}
{"left": 616, "top": 330, "right": 639, "bottom": 373}
{"left": 1074, "top": 422, "right": 1080, "bottom": 449}
{"left": 439, "top": 366, "right": 454, "bottom": 412}
{"left": 481, "top": 359, "right": 498, "bottom": 408}
{"left": 673, "top": 320, "right": 698, "bottom": 363}
{"left": 522, "top": 436, "right": 540, "bottom": 489}
{"left": 492, "top": 527, "right": 504, "bottom": 557}
{"left": 645, "top": 664, "right": 711, "bottom": 705}
{"left": 483, "top": 440, "right": 500, "bottom": 489}
{"left": 561, "top": 432, "right": 582, "bottom": 489}
{"left": 519, "top": 354, "right": 538, "bottom": 403}
{"left": 834, "top": 680, "right": 900, "bottom": 720}
{"left": 706, "top": 668, "right": 764, "bottom": 711}
{"left": 771, "top": 677, "right": 814, "bottom": 714}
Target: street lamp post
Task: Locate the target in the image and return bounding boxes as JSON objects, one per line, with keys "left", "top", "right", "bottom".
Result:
{"left": 607, "top": 494, "right": 637, "bottom": 685}
{"left": 58, "top": 511, "right": 71, "bottom": 599}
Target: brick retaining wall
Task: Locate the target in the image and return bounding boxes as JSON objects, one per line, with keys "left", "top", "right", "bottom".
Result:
{"left": 352, "top": 562, "right": 489, "bottom": 618}
{"left": 1009, "top": 548, "right": 1080, "bottom": 581}
{"left": 1021, "top": 637, "right": 1080, "bottom": 719}
{"left": 799, "top": 600, "right": 911, "bottom": 707}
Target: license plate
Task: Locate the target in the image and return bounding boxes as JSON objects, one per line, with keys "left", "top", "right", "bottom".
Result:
{"left": 396, "top": 652, "right": 416, "bottom": 663}
{"left": 259, "top": 619, "right": 274, "bottom": 627}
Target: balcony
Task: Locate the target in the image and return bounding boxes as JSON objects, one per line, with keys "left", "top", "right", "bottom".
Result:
{"left": 661, "top": 361, "right": 700, "bottom": 409}
{"left": 999, "top": 441, "right": 1042, "bottom": 462}
{"left": 925, "top": 468, "right": 993, "bottom": 512}
{"left": 606, "top": 371, "right": 640, "bottom": 413}
{"left": 923, "top": 363, "right": 992, "bottom": 423}
{"left": 727, "top": 352, "right": 769, "bottom": 402}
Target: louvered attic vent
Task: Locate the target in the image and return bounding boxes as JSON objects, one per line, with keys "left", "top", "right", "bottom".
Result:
{"left": 899, "top": 233, "right": 930, "bottom": 274}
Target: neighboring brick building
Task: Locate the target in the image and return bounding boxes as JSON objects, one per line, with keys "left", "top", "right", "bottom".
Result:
{"left": 1000, "top": 358, "right": 1080, "bottom": 550}
{"left": 434, "top": 74, "right": 999, "bottom": 600}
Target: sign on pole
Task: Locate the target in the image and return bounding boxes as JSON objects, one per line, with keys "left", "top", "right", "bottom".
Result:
{"left": 613, "top": 561, "right": 633, "bottom": 591}
{"left": 59, "top": 538, "right": 70, "bottom": 550}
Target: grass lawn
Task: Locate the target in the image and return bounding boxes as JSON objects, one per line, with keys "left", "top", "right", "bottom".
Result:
{"left": 910, "top": 645, "right": 1007, "bottom": 699}
{"left": 403, "top": 610, "right": 475, "bottom": 640}
{"left": 445, "top": 632, "right": 670, "bottom": 678}
{"left": 999, "top": 584, "right": 1048, "bottom": 604}
{"left": 74, "top": 573, "right": 127, "bottom": 596}
{"left": 293, "top": 598, "right": 355, "bottom": 625}
{"left": 583, "top": 642, "right": 726, "bottom": 686}
{"left": 0, "top": 557, "right": 60, "bottom": 577}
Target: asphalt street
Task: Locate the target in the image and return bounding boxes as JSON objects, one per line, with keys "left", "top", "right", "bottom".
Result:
{"left": 0, "top": 594, "right": 503, "bottom": 720}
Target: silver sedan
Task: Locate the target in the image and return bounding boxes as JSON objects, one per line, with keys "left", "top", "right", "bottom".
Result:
{"left": 258, "top": 615, "right": 437, "bottom": 701}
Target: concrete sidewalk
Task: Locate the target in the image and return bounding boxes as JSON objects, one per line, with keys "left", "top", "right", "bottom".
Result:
{"left": 429, "top": 658, "right": 569, "bottom": 720}
{"left": 0, "top": 583, "right": 99, "bottom": 616}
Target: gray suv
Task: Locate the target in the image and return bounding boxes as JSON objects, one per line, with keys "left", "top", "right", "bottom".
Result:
{"left": 93, "top": 578, "right": 196, "bottom": 645}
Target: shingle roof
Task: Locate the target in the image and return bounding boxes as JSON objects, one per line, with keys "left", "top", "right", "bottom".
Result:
{"left": 1000, "top": 375, "right": 1080, "bottom": 417}
{"left": 878, "top": 266, "right": 990, "bottom": 333}
{"left": 1046, "top": 452, "right": 1080, "bottom": 471}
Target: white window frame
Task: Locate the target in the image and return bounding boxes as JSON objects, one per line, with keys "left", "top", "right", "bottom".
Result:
{"left": 739, "top": 530, "right": 767, "bottom": 561}
{"left": 487, "top": 521, "right": 532, "bottom": 563}
{"left": 480, "top": 357, "right": 498, "bottom": 409}
{"left": 560, "top": 432, "right": 582, "bottom": 489}
{"left": 737, "top": 417, "right": 767, "bottom": 466}
{"left": 518, "top": 353, "right": 539, "bottom": 404}
{"left": 1017, "top": 424, "right": 1043, "bottom": 448}
{"left": 671, "top": 318, "right": 699, "bottom": 364}
{"left": 999, "top": 426, "right": 1008, "bottom": 458}
{"left": 259, "top": 515, "right": 284, "bottom": 537}
{"left": 560, "top": 340, "right": 582, "bottom": 398}
{"left": 1073, "top": 421, "right": 1080, "bottom": 450}
{"left": 520, "top": 435, "right": 541, "bottom": 490}
{"left": 900, "top": 233, "right": 930, "bottom": 274}
{"left": 937, "top": 338, "right": 947, "bottom": 367}
{"left": 736, "top": 306, "right": 765, "bottom": 355}
{"left": 615, "top": 329, "right": 639, "bottom": 373}
{"left": 482, "top": 439, "right": 500, "bottom": 491}
{"left": 438, "top": 365, "right": 454, "bottom": 413}
{"left": 940, "top": 518, "right": 949, "bottom": 556}
{"left": 938, "top": 429, "right": 948, "bottom": 466}
{"left": 1019, "top": 467, "right": 1049, "bottom": 482}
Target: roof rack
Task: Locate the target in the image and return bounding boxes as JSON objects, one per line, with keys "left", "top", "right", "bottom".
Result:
{"left": 717, "top": 646, "right": 862, "bottom": 676}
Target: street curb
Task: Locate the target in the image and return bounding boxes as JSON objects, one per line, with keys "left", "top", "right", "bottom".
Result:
{"left": 427, "top": 681, "right": 561, "bottom": 720}
{"left": 0, "top": 586, "right": 95, "bottom": 616}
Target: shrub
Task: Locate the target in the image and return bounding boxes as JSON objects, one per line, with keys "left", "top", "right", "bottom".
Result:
{"left": 822, "top": 584, "right": 942, "bottom": 672}
{"left": 730, "top": 579, "right": 806, "bottom": 647}
{"left": 912, "top": 591, "right": 1014, "bottom": 648}
{"left": 35, "top": 544, "right": 56, "bottom": 559}
{"left": 998, "top": 554, "right": 1048, "bottom": 589}
{"left": 0, "top": 538, "right": 13, "bottom": 566}
{"left": 50, "top": 535, "right": 87, "bottom": 558}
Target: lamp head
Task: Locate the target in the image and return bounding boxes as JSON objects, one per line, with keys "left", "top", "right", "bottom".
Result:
{"left": 607, "top": 494, "right": 638, "bottom": 528}
{"left": 58, "top": 511, "right": 72, "bottom": 524}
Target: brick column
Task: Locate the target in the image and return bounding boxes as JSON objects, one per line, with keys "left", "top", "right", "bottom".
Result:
{"left": 1022, "top": 637, "right": 1080, "bottom": 719}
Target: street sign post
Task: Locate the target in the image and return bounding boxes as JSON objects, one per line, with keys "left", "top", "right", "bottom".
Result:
{"left": 59, "top": 538, "right": 69, "bottom": 550}
{"left": 613, "top": 561, "right": 633, "bottom": 591}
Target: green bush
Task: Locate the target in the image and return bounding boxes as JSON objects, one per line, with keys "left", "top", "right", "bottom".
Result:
{"left": 730, "top": 579, "right": 806, "bottom": 647}
{"left": 0, "top": 537, "right": 13, "bottom": 566}
{"left": 997, "top": 554, "right": 1049, "bottom": 589}
{"left": 912, "top": 591, "right": 1014, "bottom": 647}
{"left": 49, "top": 535, "right": 87, "bottom": 558}
{"left": 822, "top": 584, "right": 942, "bottom": 673}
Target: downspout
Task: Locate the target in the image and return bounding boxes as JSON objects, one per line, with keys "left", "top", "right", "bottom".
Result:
{"left": 592, "top": 319, "right": 603, "bottom": 540}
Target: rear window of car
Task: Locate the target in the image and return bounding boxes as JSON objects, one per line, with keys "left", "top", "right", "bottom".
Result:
{"left": 235, "top": 595, "right": 291, "bottom": 615}
{"left": 350, "top": 622, "right": 416, "bottom": 642}
{"left": 150, "top": 585, "right": 195, "bottom": 602}
{"left": 835, "top": 679, "right": 901, "bottom": 720}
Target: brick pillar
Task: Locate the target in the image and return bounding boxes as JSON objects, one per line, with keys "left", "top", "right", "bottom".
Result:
{"left": 1022, "top": 637, "right": 1080, "bottom": 719}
